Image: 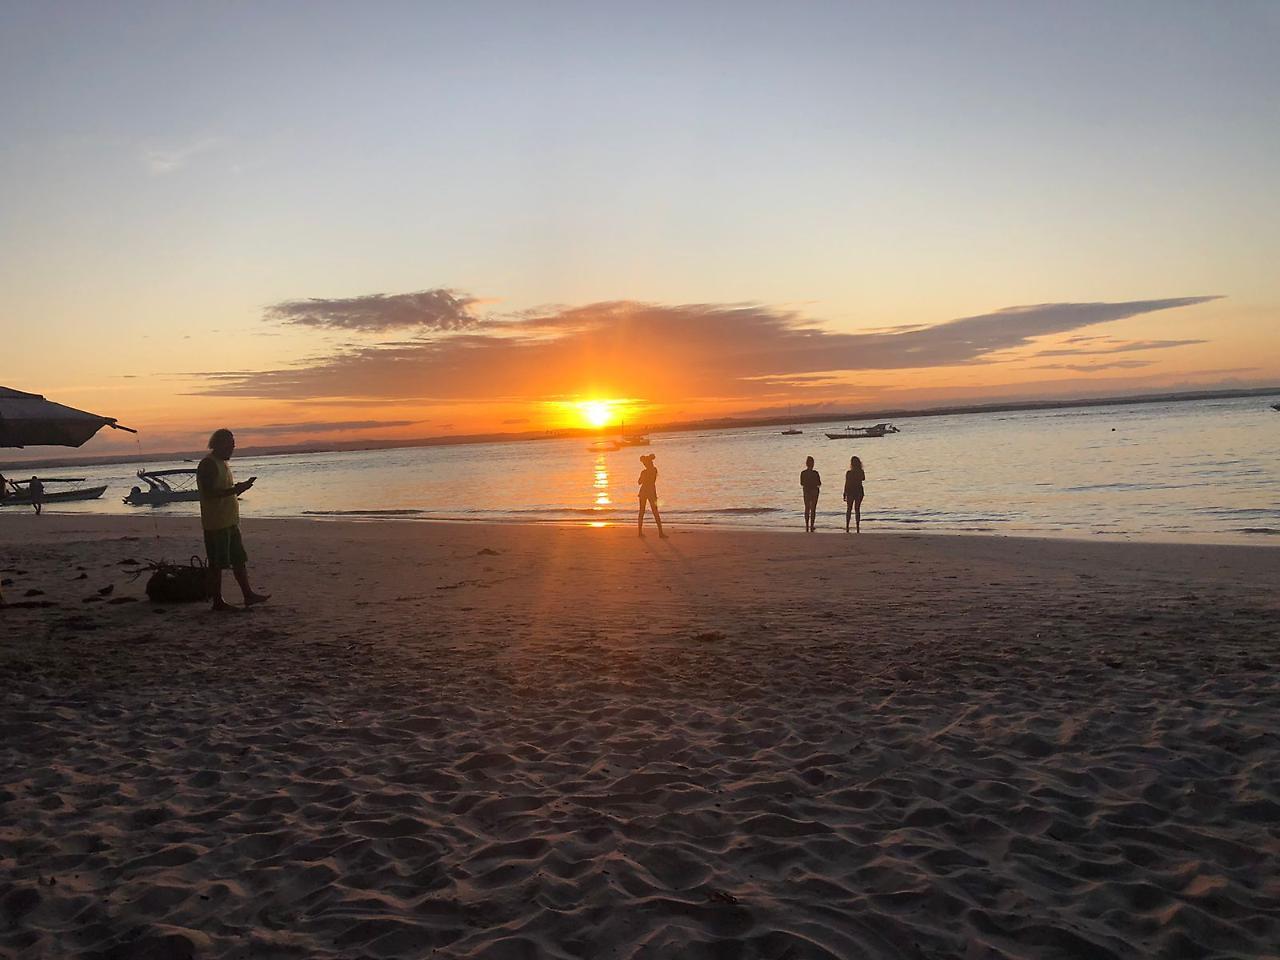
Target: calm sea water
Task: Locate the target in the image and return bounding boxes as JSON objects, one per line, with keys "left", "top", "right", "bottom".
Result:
{"left": 9, "top": 396, "right": 1280, "bottom": 543}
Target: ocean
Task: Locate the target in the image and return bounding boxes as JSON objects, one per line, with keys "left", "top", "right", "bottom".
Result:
{"left": 7, "top": 396, "right": 1279, "bottom": 543}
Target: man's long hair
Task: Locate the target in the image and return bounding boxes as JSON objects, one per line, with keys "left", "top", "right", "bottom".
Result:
{"left": 208, "top": 428, "right": 233, "bottom": 449}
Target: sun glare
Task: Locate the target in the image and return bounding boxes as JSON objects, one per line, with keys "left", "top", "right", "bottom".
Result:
{"left": 580, "top": 400, "right": 613, "bottom": 428}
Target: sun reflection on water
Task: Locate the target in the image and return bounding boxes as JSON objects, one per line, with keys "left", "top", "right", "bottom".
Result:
{"left": 593, "top": 454, "right": 611, "bottom": 507}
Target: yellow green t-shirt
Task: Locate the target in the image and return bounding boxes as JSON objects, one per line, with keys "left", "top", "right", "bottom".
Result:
{"left": 198, "top": 455, "right": 240, "bottom": 531}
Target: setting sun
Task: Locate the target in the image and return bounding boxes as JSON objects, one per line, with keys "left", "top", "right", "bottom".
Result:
{"left": 580, "top": 400, "right": 614, "bottom": 428}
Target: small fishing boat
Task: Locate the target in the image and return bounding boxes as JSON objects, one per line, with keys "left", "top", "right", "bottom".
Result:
{"left": 617, "top": 421, "right": 651, "bottom": 446}
{"left": 123, "top": 468, "right": 210, "bottom": 506}
{"left": 1, "top": 477, "right": 107, "bottom": 506}
{"left": 825, "top": 422, "right": 900, "bottom": 440}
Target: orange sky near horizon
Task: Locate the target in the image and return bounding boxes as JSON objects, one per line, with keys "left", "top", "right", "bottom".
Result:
{"left": 3, "top": 5, "right": 1278, "bottom": 459}
{"left": 4, "top": 292, "right": 1276, "bottom": 461}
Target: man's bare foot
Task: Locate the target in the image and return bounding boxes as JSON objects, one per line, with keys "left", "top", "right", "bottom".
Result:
{"left": 659, "top": 532, "right": 669, "bottom": 539}
{"left": 244, "top": 592, "right": 271, "bottom": 607}
{"left": 211, "top": 599, "right": 242, "bottom": 613}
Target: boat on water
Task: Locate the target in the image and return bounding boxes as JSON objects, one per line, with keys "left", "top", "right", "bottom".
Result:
{"left": 781, "top": 428, "right": 803, "bottom": 435}
{"left": 825, "top": 422, "right": 900, "bottom": 440}
{"left": 1272, "top": 402, "right": 1280, "bottom": 411}
{"left": 586, "top": 440, "right": 621, "bottom": 453}
{"left": 123, "top": 468, "right": 232, "bottom": 506}
{"left": 1, "top": 477, "right": 107, "bottom": 506}
{"left": 617, "top": 421, "right": 651, "bottom": 446}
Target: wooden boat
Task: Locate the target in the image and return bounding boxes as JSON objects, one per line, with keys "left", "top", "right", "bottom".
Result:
{"left": 825, "top": 422, "right": 900, "bottom": 440}
{"left": 1, "top": 477, "right": 107, "bottom": 506}
{"left": 123, "top": 468, "right": 205, "bottom": 506}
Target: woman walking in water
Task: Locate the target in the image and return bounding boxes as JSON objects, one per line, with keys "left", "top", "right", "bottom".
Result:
{"left": 844, "top": 455, "right": 865, "bottom": 533}
{"left": 637, "top": 453, "right": 667, "bottom": 538}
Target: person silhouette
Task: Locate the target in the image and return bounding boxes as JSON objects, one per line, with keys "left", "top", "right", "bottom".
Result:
{"left": 637, "top": 453, "right": 667, "bottom": 539}
{"left": 844, "top": 455, "right": 865, "bottom": 533}
{"left": 28, "top": 476, "right": 44, "bottom": 515}
{"left": 198, "top": 428, "right": 270, "bottom": 611}
{"left": 800, "top": 456, "right": 821, "bottom": 532}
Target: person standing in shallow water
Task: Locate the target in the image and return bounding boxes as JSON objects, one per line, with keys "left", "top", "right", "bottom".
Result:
{"left": 844, "top": 455, "right": 866, "bottom": 533}
{"left": 637, "top": 453, "right": 667, "bottom": 538}
{"left": 800, "top": 456, "right": 821, "bottom": 532}
{"left": 198, "top": 428, "right": 270, "bottom": 612}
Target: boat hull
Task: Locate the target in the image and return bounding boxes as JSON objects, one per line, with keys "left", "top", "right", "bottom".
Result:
{"left": 1, "top": 484, "right": 108, "bottom": 505}
{"left": 123, "top": 490, "right": 202, "bottom": 506}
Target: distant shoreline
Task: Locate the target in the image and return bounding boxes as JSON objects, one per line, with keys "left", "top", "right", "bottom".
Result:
{"left": 4, "top": 384, "right": 1277, "bottom": 470}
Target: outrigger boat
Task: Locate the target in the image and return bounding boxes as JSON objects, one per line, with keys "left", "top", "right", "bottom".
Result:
{"left": 123, "top": 468, "right": 205, "bottom": 506}
{"left": 1, "top": 477, "right": 107, "bottom": 506}
{"left": 825, "top": 422, "right": 900, "bottom": 440}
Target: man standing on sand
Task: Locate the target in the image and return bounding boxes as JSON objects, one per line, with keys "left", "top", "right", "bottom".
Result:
{"left": 198, "top": 429, "right": 269, "bottom": 612}
{"left": 800, "top": 456, "right": 821, "bottom": 532}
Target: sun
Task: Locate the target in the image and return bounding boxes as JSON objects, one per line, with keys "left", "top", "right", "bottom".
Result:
{"left": 580, "top": 400, "right": 613, "bottom": 428}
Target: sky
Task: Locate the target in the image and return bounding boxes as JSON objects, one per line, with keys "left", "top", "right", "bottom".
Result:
{"left": 2, "top": 0, "right": 1278, "bottom": 455}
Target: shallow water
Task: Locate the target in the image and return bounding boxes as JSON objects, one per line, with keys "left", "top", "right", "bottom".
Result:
{"left": 9, "top": 396, "right": 1280, "bottom": 543}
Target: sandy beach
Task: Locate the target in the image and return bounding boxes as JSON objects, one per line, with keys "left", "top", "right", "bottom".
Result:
{"left": 2, "top": 516, "right": 1277, "bottom": 959}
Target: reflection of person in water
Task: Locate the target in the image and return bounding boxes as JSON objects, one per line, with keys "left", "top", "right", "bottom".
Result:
{"left": 637, "top": 453, "right": 667, "bottom": 539}
{"left": 800, "top": 457, "right": 821, "bottom": 532}
{"left": 844, "top": 455, "right": 866, "bottom": 533}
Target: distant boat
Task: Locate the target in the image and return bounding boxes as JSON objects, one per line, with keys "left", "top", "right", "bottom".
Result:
{"left": 780, "top": 406, "right": 803, "bottom": 434}
{"left": 587, "top": 440, "right": 621, "bottom": 453}
{"left": 1, "top": 477, "right": 107, "bottom": 506}
{"left": 124, "top": 468, "right": 219, "bottom": 506}
{"left": 1272, "top": 402, "right": 1280, "bottom": 411}
{"left": 617, "top": 420, "right": 651, "bottom": 446}
{"left": 825, "top": 422, "right": 900, "bottom": 440}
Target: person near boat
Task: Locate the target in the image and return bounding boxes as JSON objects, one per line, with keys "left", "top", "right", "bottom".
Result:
{"left": 197, "top": 428, "right": 269, "bottom": 612}
{"left": 27, "top": 476, "right": 44, "bottom": 515}
{"left": 844, "top": 455, "right": 865, "bottom": 533}
{"left": 800, "top": 457, "right": 821, "bottom": 532}
{"left": 637, "top": 452, "right": 667, "bottom": 539}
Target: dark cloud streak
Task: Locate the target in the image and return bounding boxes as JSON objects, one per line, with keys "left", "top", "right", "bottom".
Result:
{"left": 201, "top": 294, "right": 1220, "bottom": 402}
{"left": 265, "top": 289, "right": 478, "bottom": 332}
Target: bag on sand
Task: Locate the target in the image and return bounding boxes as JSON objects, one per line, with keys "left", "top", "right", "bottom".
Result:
{"left": 144, "top": 556, "right": 210, "bottom": 603}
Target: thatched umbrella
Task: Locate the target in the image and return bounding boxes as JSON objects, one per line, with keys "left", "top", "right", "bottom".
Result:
{"left": 0, "top": 386, "right": 135, "bottom": 448}
{"left": 1, "top": 386, "right": 134, "bottom": 605}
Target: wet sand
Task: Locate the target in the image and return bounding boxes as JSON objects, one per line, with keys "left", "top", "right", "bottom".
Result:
{"left": 2, "top": 515, "right": 1278, "bottom": 959}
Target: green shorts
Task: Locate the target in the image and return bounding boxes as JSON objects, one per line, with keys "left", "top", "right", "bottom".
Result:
{"left": 204, "top": 525, "right": 248, "bottom": 570}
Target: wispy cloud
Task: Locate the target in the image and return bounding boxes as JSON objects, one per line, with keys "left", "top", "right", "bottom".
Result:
{"left": 194, "top": 293, "right": 1220, "bottom": 402}
{"left": 1033, "top": 338, "right": 1206, "bottom": 358}
{"left": 1033, "top": 359, "right": 1155, "bottom": 372}
{"left": 264, "top": 289, "right": 479, "bottom": 333}
{"left": 142, "top": 136, "right": 222, "bottom": 175}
